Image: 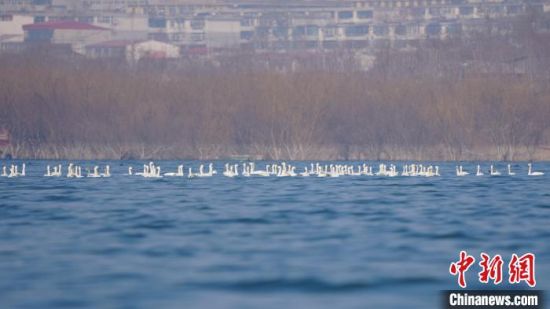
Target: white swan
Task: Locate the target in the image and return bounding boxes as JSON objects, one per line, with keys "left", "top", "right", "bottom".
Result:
{"left": 196, "top": 163, "right": 215, "bottom": 177}
{"left": 528, "top": 163, "right": 544, "bottom": 176}
{"left": 208, "top": 163, "right": 217, "bottom": 175}
{"left": 423, "top": 166, "right": 439, "bottom": 177}
{"left": 507, "top": 164, "right": 515, "bottom": 176}
{"left": 348, "top": 166, "right": 361, "bottom": 176}
{"left": 288, "top": 166, "right": 297, "bottom": 177}
{"left": 456, "top": 165, "right": 469, "bottom": 176}
{"left": 490, "top": 165, "right": 501, "bottom": 176}
{"left": 276, "top": 165, "right": 288, "bottom": 177}
{"left": 77, "top": 166, "right": 84, "bottom": 178}
{"left": 44, "top": 165, "right": 52, "bottom": 177}
{"left": 375, "top": 164, "right": 386, "bottom": 176}
{"left": 67, "top": 163, "right": 75, "bottom": 178}
{"left": 7, "top": 165, "right": 17, "bottom": 178}
{"left": 253, "top": 166, "right": 270, "bottom": 177}
{"left": 387, "top": 164, "right": 399, "bottom": 177}
{"left": 241, "top": 163, "right": 251, "bottom": 177}
{"left": 317, "top": 165, "right": 327, "bottom": 177}
{"left": 135, "top": 165, "right": 147, "bottom": 176}
{"left": 49, "top": 165, "right": 60, "bottom": 177}
{"left": 164, "top": 165, "right": 184, "bottom": 177}
{"left": 101, "top": 165, "right": 111, "bottom": 177}
{"left": 401, "top": 165, "right": 410, "bottom": 176}
{"left": 88, "top": 166, "right": 101, "bottom": 178}
{"left": 223, "top": 163, "right": 234, "bottom": 177}
{"left": 188, "top": 167, "right": 195, "bottom": 178}
{"left": 476, "top": 165, "right": 484, "bottom": 176}
{"left": 223, "top": 163, "right": 238, "bottom": 177}
{"left": 250, "top": 163, "right": 269, "bottom": 177}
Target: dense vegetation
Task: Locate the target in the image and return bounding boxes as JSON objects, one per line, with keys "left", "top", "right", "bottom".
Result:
{"left": 1, "top": 16, "right": 549, "bottom": 160}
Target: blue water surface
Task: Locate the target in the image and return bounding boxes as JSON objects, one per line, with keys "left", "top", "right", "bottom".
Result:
{"left": 0, "top": 160, "right": 548, "bottom": 308}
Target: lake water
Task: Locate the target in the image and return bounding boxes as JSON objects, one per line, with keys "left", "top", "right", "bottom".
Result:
{"left": 1, "top": 161, "right": 548, "bottom": 308}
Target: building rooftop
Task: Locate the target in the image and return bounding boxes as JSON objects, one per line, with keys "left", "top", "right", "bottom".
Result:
{"left": 86, "top": 40, "right": 145, "bottom": 48}
{"left": 22, "top": 21, "right": 109, "bottom": 31}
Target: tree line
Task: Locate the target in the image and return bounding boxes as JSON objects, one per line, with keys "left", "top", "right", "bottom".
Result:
{"left": 0, "top": 15, "right": 549, "bottom": 160}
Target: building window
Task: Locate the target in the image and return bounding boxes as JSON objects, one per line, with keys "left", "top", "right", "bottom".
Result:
{"left": 0, "top": 15, "right": 14, "bottom": 22}
{"left": 426, "top": 23, "right": 441, "bottom": 35}
{"left": 98, "top": 16, "right": 113, "bottom": 24}
{"left": 148, "top": 32, "right": 169, "bottom": 41}
{"left": 459, "top": 6, "right": 474, "bottom": 16}
{"left": 190, "top": 19, "right": 204, "bottom": 30}
{"left": 293, "top": 26, "right": 305, "bottom": 37}
{"left": 357, "top": 10, "right": 373, "bottom": 19}
{"left": 373, "top": 25, "right": 388, "bottom": 36}
{"left": 446, "top": 23, "right": 462, "bottom": 35}
{"left": 26, "top": 29, "right": 53, "bottom": 42}
{"left": 338, "top": 11, "right": 353, "bottom": 19}
{"left": 345, "top": 25, "right": 369, "bottom": 37}
{"left": 240, "top": 31, "right": 253, "bottom": 40}
{"left": 395, "top": 24, "right": 407, "bottom": 36}
{"left": 507, "top": 5, "right": 522, "bottom": 14}
{"left": 305, "top": 25, "right": 319, "bottom": 36}
{"left": 323, "top": 27, "right": 336, "bottom": 38}
{"left": 191, "top": 32, "right": 204, "bottom": 41}
{"left": 149, "top": 17, "right": 167, "bottom": 28}
{"left": 272, "top": 26, "right": 288, "bottom": 39}
{"left": 78, "top": 16, "right": 94, "bottom": 23}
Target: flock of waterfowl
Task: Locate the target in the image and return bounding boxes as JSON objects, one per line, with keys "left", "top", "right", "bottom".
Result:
{"left": 0, "top": 162, "right": 545, "bottom": 178}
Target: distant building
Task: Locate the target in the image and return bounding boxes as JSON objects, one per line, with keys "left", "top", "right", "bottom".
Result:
{"left": 205, "top": 18, "right": 241, "bottom": 48}
{"left": 0, "top": 14, "right": 34, "bottom": 36}
{"left": 22, "top": 20, "right": 111, "bottom": 54}
{"left": 0, "top": 14, "right": 32, "bottom": 52}
{"left": 85, "top": 39, "right": 180, "bottom": 63}
{"left": 0, "top": 0, "right": 547, "bottom": 55}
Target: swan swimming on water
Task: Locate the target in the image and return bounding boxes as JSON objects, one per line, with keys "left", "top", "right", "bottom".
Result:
{"left": 45, "top": 165, "right": 61, "bottom": 177}
{"left": 164, "top": 165, "right": 184, "bottom": 177}
{"left": 188, "top": 167, "right": 196, "bottom": 178}
{"left": 196, "top": 163, "right": 215, "bottom": 177}
{"left": 456, "top": 165, "right": 469, "bottom": 176}
{"left": 44, "top": 165, "right": 51, "bottom": 177}
{"left": 98, "top": 165, "right": 110, "bottom": 177}
{"left": 87, "top": 166, "right": 101, "bottom": 178}
{"left": 527, "top": 163, "right": 544, "bottom": 176}
{"left": 476, "top": 165, "right": 484, "bottom": 176}
{"left": 5, "top": 160, "right": 546, "bottom": 179}
{"left": 223, "top": 163, "right": 236, "bottom": 177}
{"left": 249, "top": 163, "right": 270, "bottom": 177}
{"left": 507, "top": 164, "right": 515, "bottom": 176}
{"left": 490, "top": 165, "right": 501, "bottom": 176}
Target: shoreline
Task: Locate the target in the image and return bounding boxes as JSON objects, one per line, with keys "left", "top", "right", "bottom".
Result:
{"left": 2, "top": 144, "right": 550, "bottom": 161}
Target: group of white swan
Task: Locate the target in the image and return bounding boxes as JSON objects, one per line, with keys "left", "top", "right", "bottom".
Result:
{"left": 457, "top": 163, "right": 544, "bottom": 177}
{"left": 43, "top": 164, "right": 110, "bottom": 178}
{"left": 0, "top": 162, "right": 546, "bottom": 178}
{"left": 0, "top": 163, "right": 25, "bottom": 177}
{"left": 128, "top": 162, "right": 216, "bottom": 178}
{"left": 221, "top": 162, "right": 440, "bottom": 178}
